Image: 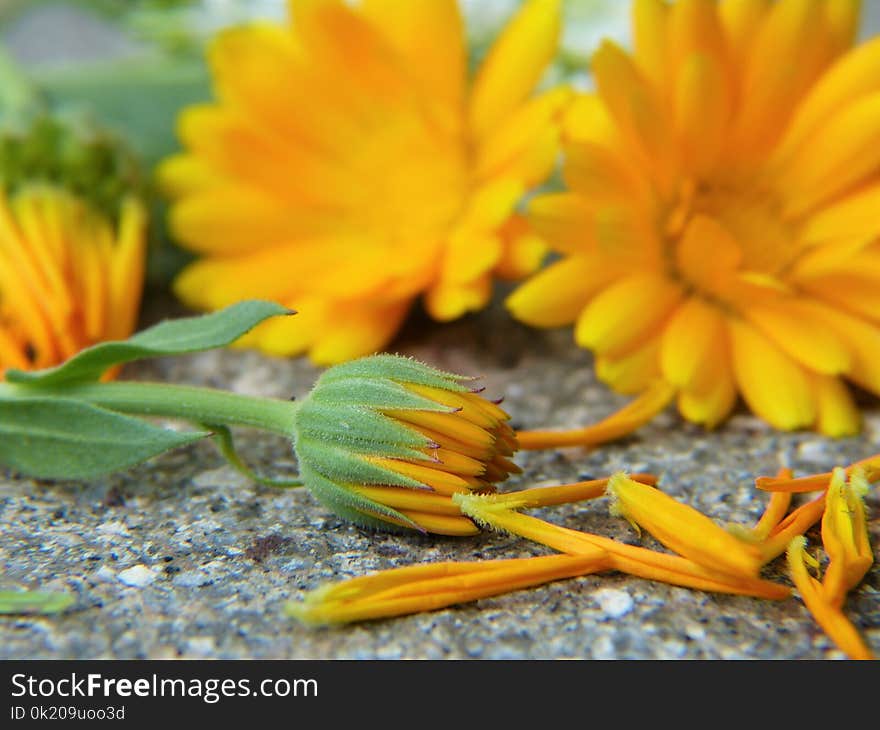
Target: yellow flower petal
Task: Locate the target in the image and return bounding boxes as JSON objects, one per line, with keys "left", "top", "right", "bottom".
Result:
{"left": 749, "top": 469, "right": 793, "bottom": 541}
{"left": 165, "top": 186, "right": 332, "bottom": 255}
{"left": 360, "top": 0, "right": 464, "bottom": 112}
{"left": 107, "top": 197, "right": 147, "bottom": 341}
{"left": 799, "top": 183, "right": 880, "bottom": 244}
{"left": 676, "top": 357, "right": 737, "bottom": 428}
{"left": 787, "top": 536, "right": 874, "bottom": 660}
{"left": 811, "top": 373, "right": 861, "bottom": 437}
{"left": 608, "top": 473, "right": 764, "bottom": 578}
{"left": 468, "top": 0, "right": 561, "bottom": 140}
{"left": 591, "top": 40, "right": 675, "bottom": 192}
{"left": 493, "top": 215, "right": 547, "bottom": 281}
{"left": 757, "top": 493, "right": 826, "bottom": 563}
{"left": 307, "top": 301, "right": 410, "bottom": 366}
{"left": 780, "top": 92, "right": 880, "bottom": 217}
{"left": 476, "top": 87, "right": 571, "bottom": 183}
{"left": 516, "top": 380, "right": 675, "bottom": 450}
{"left": 423, "top": 276, "right": 491, "bottom": 322}
{"left": 804, "top": 301, "right": 880, "bottom": 396}
{"left": 596, "top": 335, "right": 662, "bottom": 396}
{"left": 674, "top": 53, "right": 731, "bottom": 175}
{"left": 632, "top": 0, "right": 670, "bottom": 92}
{"left": 660, "top": 296, "right": 727, "bottom": 390}
{"left": 745, "top": 298, "right": 851, "bottom": 375}
{"left": 729, "top": 318, "right": 816, "bottom": 430}
{"left": 731, "top": 0, "right": 834, "bottom": 158}
{"left": 755, "top": 454, "right": 880, "bottom": 494}
{"left": 821, "top": 467, "right": 873, "bottom": 608}
{"left": 575, "top": 273, "right": 683, "bottom": 357}
{"left": 506, "top": 255, "right": 618, "bottom": 329}
{"left": 289, "top": 553, "right": 608, "bottom": 625}
{"left": 456, "top": 495, "right": 789, "bottom": 600}
{"left": 775, "top": 35, "right": 880, "bottom": 165}
{"left": 718, "top": 0, "right": 771, "bottom": 75}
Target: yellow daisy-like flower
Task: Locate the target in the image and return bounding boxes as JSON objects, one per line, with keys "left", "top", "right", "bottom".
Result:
{"left": 161, "top": 0, "right": 567, "bottom": 365}
{"left": 0, "top": 114, "right": 146, "bottom": 377}
{"left": 0, "top": 185, "right": 146, "bottom": 376}
{"left": 508, "top": 0, "right": 880, "bottom": 439}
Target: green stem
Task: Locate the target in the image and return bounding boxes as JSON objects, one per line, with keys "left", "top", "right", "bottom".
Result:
{"left": 0, "top": 381, "right": 299, "bottom": 438}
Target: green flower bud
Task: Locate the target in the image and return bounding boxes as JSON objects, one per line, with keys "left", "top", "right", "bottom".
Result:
{"left": 292, "top": 354, "right": 520, "bottom": 535}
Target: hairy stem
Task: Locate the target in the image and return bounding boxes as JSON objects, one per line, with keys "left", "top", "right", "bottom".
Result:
{"left": 0, "top": 381, "right": 299, "bottom": 438}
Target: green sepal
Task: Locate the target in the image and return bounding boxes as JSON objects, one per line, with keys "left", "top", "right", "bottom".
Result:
{"left": 300, "top": 465, "right": 423, "bottom": 533}
{"left": 295, "top": 437, "right": 428, "bottom": 489}
{"left": 319, "top": 354, "right": 473, "bottom": 392}
{"left": 293, "top": 402, "right": 433, "bottom": 459}
{"left": 309, "top": 377, "right": 452, "bottom": 413}
{"left": 0, "top": 590, "right": 75, "bottom": 615}
{"left": 0, "top": 397, "right": 208, "bottom": 480}
{"left": 6, "top": 300, "right": 291, "bottom": 386}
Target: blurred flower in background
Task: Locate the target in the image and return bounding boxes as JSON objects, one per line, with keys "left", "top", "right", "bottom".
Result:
{"left": 0, "top": 112, "right": 146, "bottom": 376}
{"left": 159, "top": 0, "right": 571, "bottom": 364}
{"left": 0, "top": 0, "right": 637, "bottom": 365}
{"left": 508, "top": 0, "right": 880, "bottom": 437}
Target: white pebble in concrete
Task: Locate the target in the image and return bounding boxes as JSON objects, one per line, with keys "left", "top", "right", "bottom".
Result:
{"left": 117, "top": 565, "right": 158, "bottom": 588}
{"left": 594, "top": 588, "right": 634, "bottom": 619}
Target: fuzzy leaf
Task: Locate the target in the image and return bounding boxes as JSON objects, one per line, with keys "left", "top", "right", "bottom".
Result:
{"left": 6, "top": 300, "right": 291, "bottom": 386}
{"left": 0, "top": 397, "right": 208, "bottom": 480}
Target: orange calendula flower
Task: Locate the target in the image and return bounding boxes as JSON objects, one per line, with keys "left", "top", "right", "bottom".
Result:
{"left": 161, "top": 0, "right": 568, "bottom": 364}
{"left": 508, "top": 0, "right": 880, "bottom": 443}
{"left": 0, "top": 117, "right": 146, "bottom": 377}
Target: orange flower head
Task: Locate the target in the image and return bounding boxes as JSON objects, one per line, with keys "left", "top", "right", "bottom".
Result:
{"left": 0, "top": 115, "right": 146, "bottom": 377}
{"left": 161, "top": 0, "right": 568, "bottom": 364}
{"left": 508, "top": 0, "right": 880, "bottom": 437}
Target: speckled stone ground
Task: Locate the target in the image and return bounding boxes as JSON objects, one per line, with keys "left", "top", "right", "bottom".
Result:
{"left": 2, "top": 291, "right": 878, "bottom": 659}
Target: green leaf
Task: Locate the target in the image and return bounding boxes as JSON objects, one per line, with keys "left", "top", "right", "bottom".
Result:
{"left": 0, "top": 397, "right": 208, "bottom": 480}
{"left": 0, "top": 589, "right": 74, "bottom": 615}
{"left": 6, "top": 300, "right": 292, "bottom": 386}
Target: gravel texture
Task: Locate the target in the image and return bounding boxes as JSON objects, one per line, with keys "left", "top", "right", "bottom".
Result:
{"left": 2, "top": 292, "right": 878, "bottom": 660}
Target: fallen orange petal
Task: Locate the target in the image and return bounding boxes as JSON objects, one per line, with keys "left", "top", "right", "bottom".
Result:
{"left": 287, "top": 553, "right": 608, "bottom": 625}
{"left": 516, "top": 380, "right": 675, "bottom": 449}
{"left": 756, "top": 454, "right": 880, "bottom": 493}
{"left": 787, "top": 537, "right": 873, "bottom": 660}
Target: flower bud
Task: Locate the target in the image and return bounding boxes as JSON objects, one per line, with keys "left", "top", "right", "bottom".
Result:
{"left": 292, "top": 354, "right": 520, "bottom": 535}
